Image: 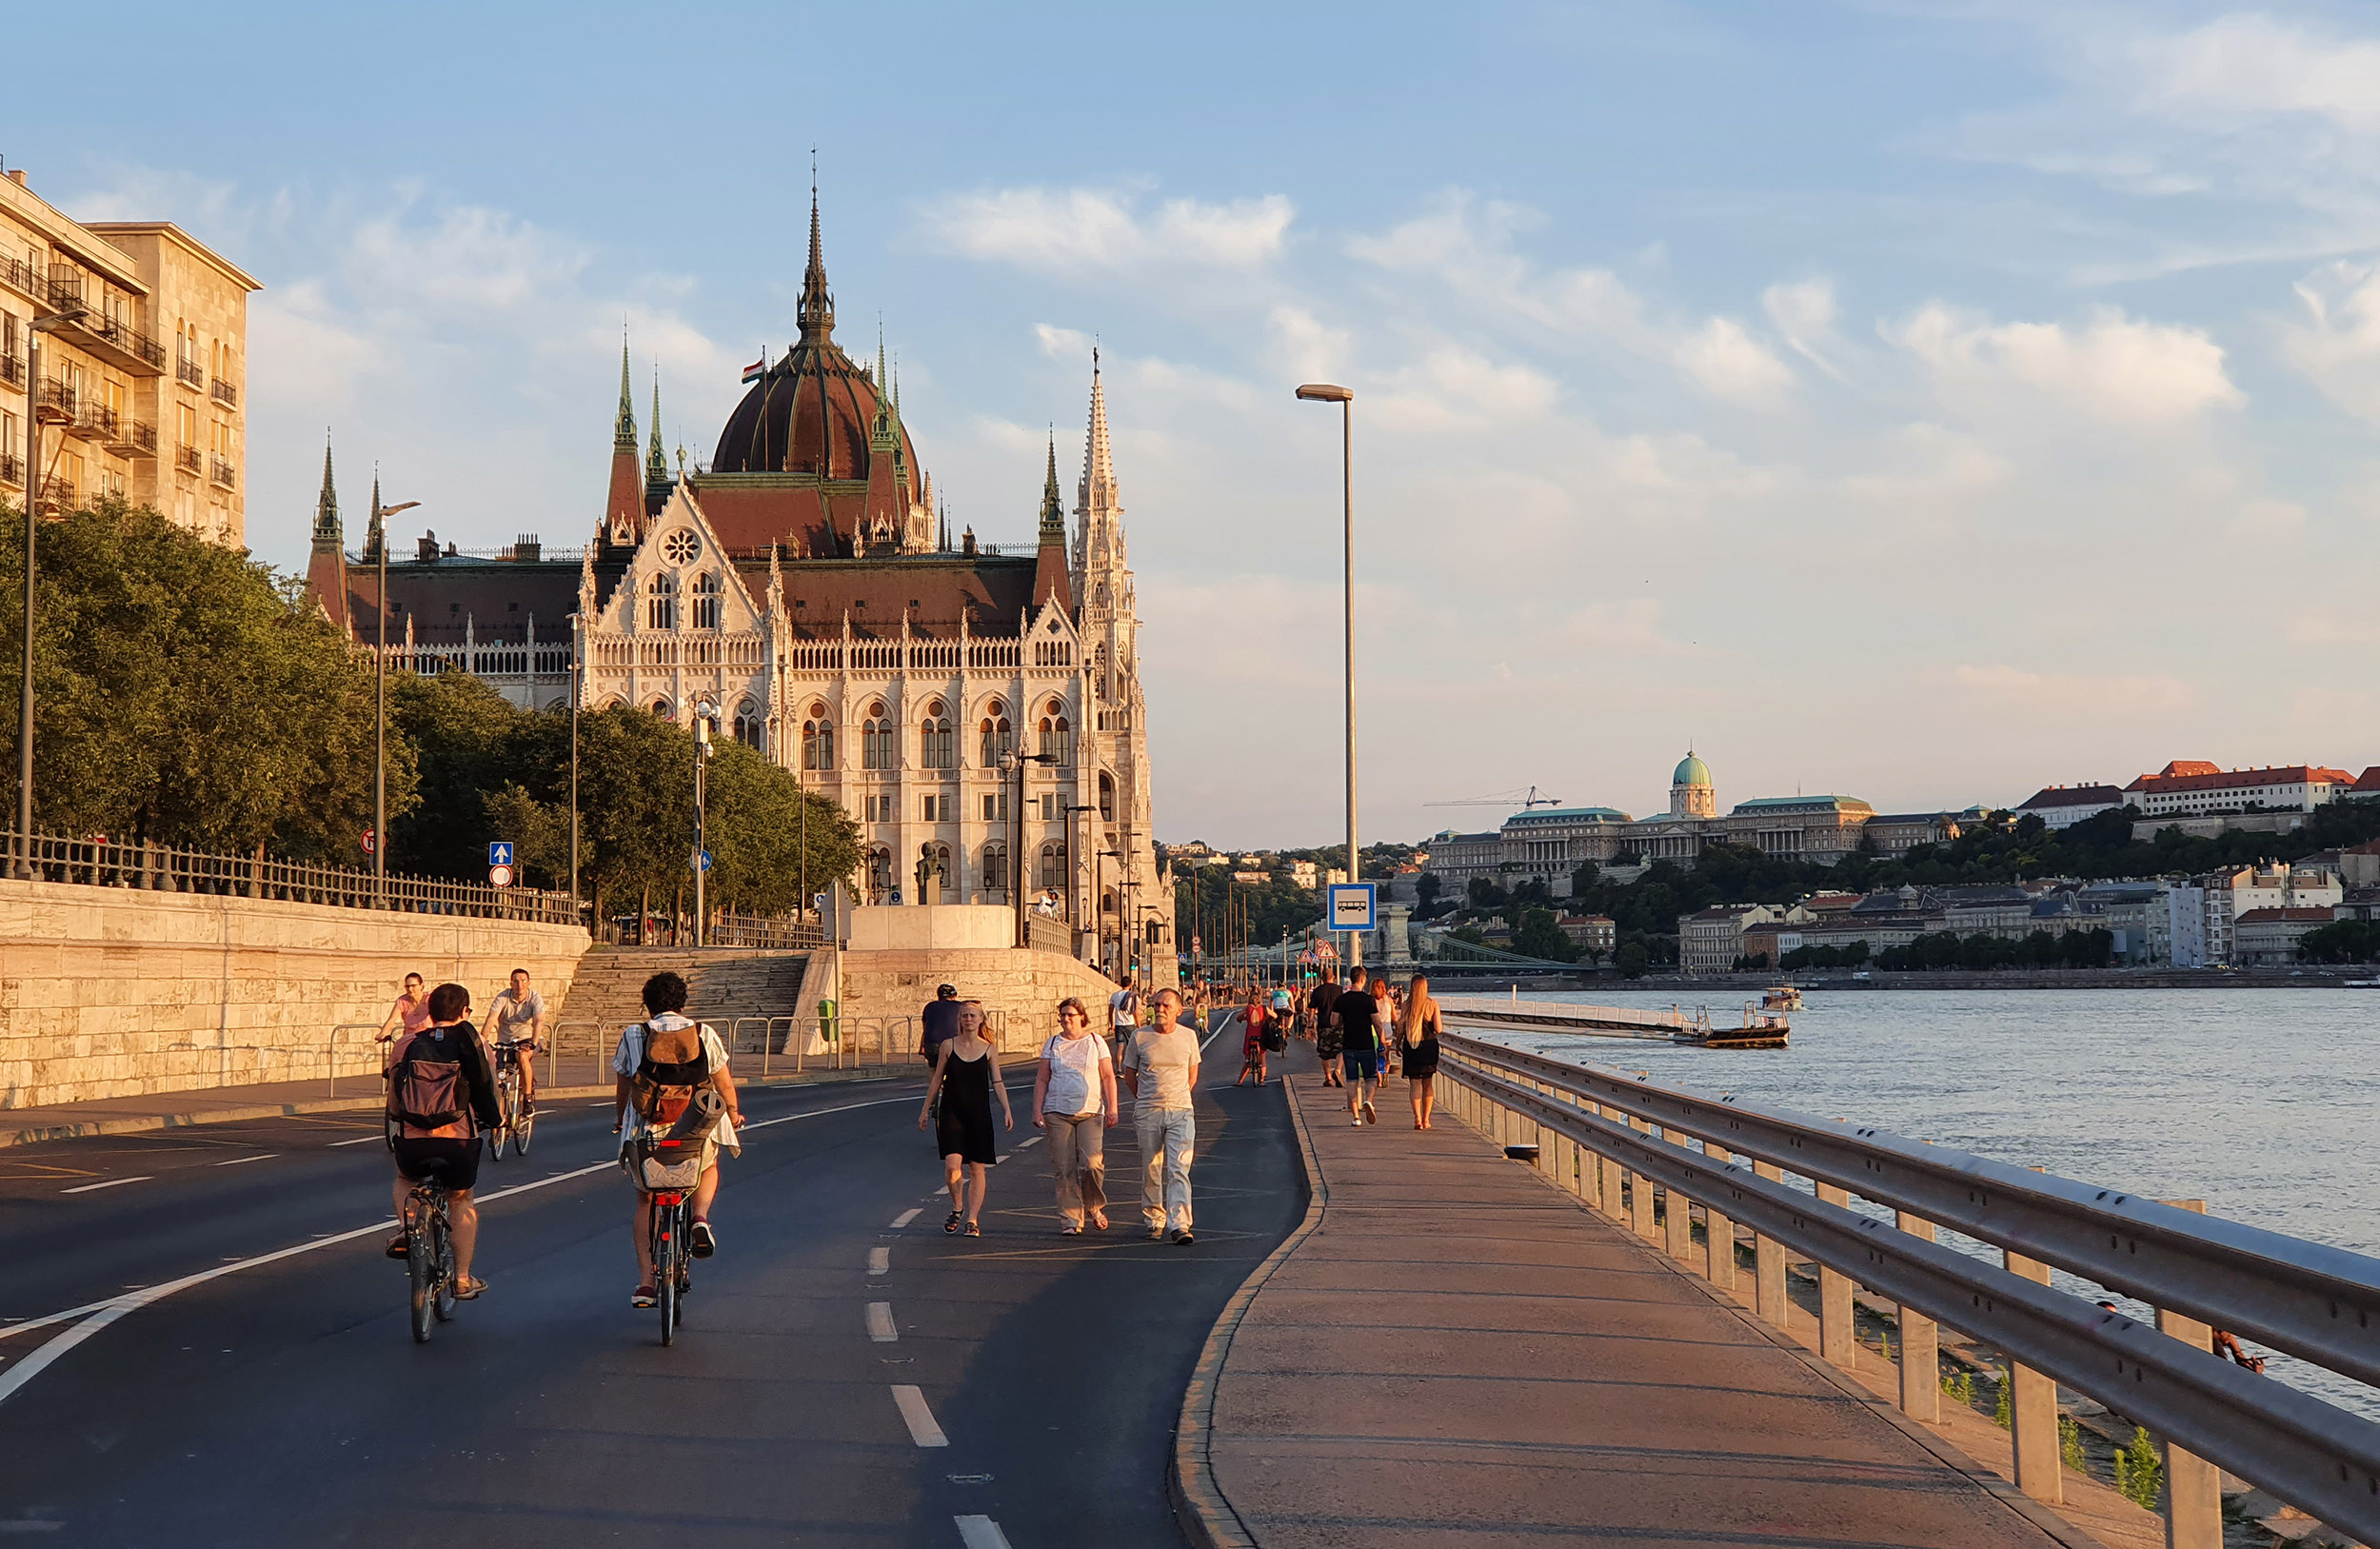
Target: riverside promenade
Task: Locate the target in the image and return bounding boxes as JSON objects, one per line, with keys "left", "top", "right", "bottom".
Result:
{"left": 1185, "top": 1040, "right": 2086, "bottom": 1547}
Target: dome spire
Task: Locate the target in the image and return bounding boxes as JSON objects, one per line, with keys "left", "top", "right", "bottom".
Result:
{"left": 613, "top": 335, "right": 637, "bottom": 451}
{"left": 799, "top": 161, "right": 835, "bottom": 344}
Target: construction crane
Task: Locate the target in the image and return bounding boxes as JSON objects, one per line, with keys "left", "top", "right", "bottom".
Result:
{"left": 1424, "top": 784, "right": 1562, "bottom": 810}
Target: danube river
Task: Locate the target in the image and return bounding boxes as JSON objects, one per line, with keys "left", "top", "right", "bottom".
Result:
{"left": 1471, "top": 986, "right": 2376, "bottom": 1418}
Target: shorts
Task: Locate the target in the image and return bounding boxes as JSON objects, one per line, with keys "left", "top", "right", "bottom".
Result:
{"left": 1341, "top": 1050, "right": 1381, "bottom": 1082}
{"left": 391, "top": 1136, "right": 483, "bottom": 1192}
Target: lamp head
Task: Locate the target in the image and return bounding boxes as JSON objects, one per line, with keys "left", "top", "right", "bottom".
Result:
{"left": 1295, "top": 384, "right": 1352, "bottom": 404}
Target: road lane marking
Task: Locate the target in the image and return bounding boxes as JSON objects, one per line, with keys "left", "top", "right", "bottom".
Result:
{"left": 954, "top": 1517, "right": 1010, "bottom": 1548}
{"left": 890, "top": 1384, "right": 947, "bottom": 1447}
{"left": 1017, "top": 1136, "right": 1042, "bottom": 1149}
{"left": 890, "top": 1207, "right": 921, "bottom": 1228}
{"left": 59, "top": 1178, "right": 149, "bottom": 1195}
{"left": 0, "top": 1087, "right": 922, "bottom": 1406}
{"left": 867, "top": 1246, "right": 890, "bottom": 1276}
{"left": 213, "top": 1155, "right": 276, "bottom": 1166}
{"left": 327, "top": 1136, "right": 380, "bottom": 1147}
{"left": 865, "top": 1301, "right": 897, "bottom": 1342}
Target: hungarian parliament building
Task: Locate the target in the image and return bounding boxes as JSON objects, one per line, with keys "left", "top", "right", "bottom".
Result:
{"left": 303, "top": 198, "right": 1174, "bottom": 983}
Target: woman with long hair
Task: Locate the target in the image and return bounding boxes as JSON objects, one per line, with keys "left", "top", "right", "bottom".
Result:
{"left": 1032, "top": 997, "right": 1116, "bottom": 1235}
{"left": 919, "top": 1002, "right": 1012, "bottom": 1236}
{"left": 1398, "top": 974, "right": 1443, "bottom": 1130}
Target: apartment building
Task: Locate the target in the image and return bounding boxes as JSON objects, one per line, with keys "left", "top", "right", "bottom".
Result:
{"left": 0, "top": 163, "right": 258, "bottom": 545}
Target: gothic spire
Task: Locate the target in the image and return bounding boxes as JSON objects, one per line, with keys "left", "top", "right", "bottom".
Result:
{"left": 367, "top": 469, "right": 386, "bottom": 561}
{"left": 798, "top": 173, "right": 835, "bottom": 344}
{"left": 870, "top": 327, "right": 897, "bottom": 454}
{"left": 645, "top": 370, "right": 668, "bottom": 485}
{"left": 613, "top": 338, "right": 637, "bottom": 451}
{"left": 1079, "top": 345, "right": 1120, "bottom": 518}
{"left": 311, "top": 432, "right": 341, "bottom": 549}
{"left": 1039, "top": 430, "right": 1064, "bottom": 541}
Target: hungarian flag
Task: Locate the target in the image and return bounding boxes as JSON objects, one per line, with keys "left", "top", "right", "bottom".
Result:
{"left": 742, "top": 353, "right": 766, "bottom": 383}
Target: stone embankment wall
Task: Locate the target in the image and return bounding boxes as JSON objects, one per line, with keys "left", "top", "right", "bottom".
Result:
{"left": 812, "top": 944, "right": 1122, "bottom": 1059}
{"left": 0, "top": 879, "right": 590, "bottom": 1108}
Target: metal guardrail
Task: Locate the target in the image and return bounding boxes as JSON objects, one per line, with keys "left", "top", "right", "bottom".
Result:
{"left": 1436, "top": 1026, "right": 2380, "bottom": 1545}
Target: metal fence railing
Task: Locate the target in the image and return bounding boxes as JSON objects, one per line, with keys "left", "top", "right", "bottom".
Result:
{"left": 0, "top": 829, "right": 581, "bottom": 924}
{"left": 1435, "top": 1024, "right": 2380, "bottom": 1548}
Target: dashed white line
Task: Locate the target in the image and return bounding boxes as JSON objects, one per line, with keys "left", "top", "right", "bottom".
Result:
{"left": 867, "top": 1246, "right": 890, "bottom": 1277}
{"left": 59, "top": 1178, "right": 149, "bottom": 1196}
{"left": 891, "top": 1384, "right": 948, "bottom": 1447}
{"left": 1016, "top": 1136, "right": 1042, "bottom": 1149}
{"left": 213, "top": 1154, "right": 276, "bottom": 1166}
{"left": 890, "top": 1207, "right": 922, "bottom": 1229}
{"left": 327, "top": 1136, "right": 380, "bottom": 1147}
{"left": 953, "top": 1516, "right": 1011, "bottom": 1549}
{"left": 865, "top": 1301, "right": 897, "bottom": 1342}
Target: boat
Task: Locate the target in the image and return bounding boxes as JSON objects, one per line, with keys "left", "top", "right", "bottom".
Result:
{"left": 1686, "top": 1003, "right": 1790, "bottom": 1050}
{"left": 1761, "top": 984, "right": 1803, "bottom": 1012}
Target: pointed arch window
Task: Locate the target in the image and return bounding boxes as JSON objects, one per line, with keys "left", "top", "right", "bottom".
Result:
{"left": 1038, "top": 840, "right": 1068, "bottom": 890}
{"left": 920, "top": 699, "right": 954, "bottom": 771}
{"left": 1038, "top": 697, "right": 1072, "bottom": 765}
{"left": 1098, "top": 770, "right": 1116, "bottom": 824}
{"left": 803, "top": 701, "right": 835, "bottom": 771}
{"left": 733, "top": 699, "right": 761, "bottom": 749}
{"left": 866, "top": 845, "right": 894, "bottom": 902}
{"left": 862, "top": 702, "right": 894, "bottom": 770}
{"left": 982, "top": 841, "right": 1009, "bottom": 900}
{"left": 979, "top": 700, "right": 1012, "bottom": 767}
{"left": 691, "top": 571, "right": 724, "bottom": 630}
{"left": 645, "top": 572, "right": 676, "bottom": 630}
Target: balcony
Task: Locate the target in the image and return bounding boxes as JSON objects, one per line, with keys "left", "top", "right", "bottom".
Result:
{"left": 174, "top": 444, "right": 201, "bottom": 477}
{"left": 107, "top": 419, "right": 158, "bottom": 459}
{"left": 0, "top": 253, "right": 34, "bottom": 302}
{"left": 209, "top": 376, "right": 238, "bottom": 409}
{"left": 0, "top": 450, "right": 20, "bottom": 487}
{"left": 33, "top": 379, "right": 74, "bottom": 426}
{"left": 37, "top": 476, "right": 73, "bottom": 514}
{"left": 208, "top": 454, "right": 236, "bottom": 488}
{"left": 174, "top": 356, "right": 204, "bottom": 390}
{"left": 59, "top": 397, "right": 109, "bottom": 445}
{"left": 54, "top": 311, "right": 167, "bottom": 377}
{"left": 0, "top": 353, "right": 21, "bottom": 387}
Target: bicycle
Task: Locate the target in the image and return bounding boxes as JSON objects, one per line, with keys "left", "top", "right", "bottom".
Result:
{"left": 401, "top": 1175, "right": 459, "bottom": 1344}
{"left": 648, "top": 1175, "right": 694, "bottom": 1345}
{"left": 487, "top": 1040, "right": 544, "bottom": 1161}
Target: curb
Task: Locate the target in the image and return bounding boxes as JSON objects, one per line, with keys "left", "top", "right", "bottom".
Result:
{"left": 1169, "top": 1031, "right": 1329, "bottom": 1549}
{"left": 0, "top": 1064, "right": 902, "bottom": 1150}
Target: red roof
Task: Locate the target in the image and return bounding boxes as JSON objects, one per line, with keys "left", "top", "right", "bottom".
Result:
{"left": 2354, "top": 766, "right": 2380, "bottom": 793}
{"left": 2232, "top": 907, "right": 2337, "bottom": 924}
{"left": 2017, "top": 784, "right": 2122, "bottom": 809}
{"left": 2122, "top": 765, "right": 2351, "bottom": 794}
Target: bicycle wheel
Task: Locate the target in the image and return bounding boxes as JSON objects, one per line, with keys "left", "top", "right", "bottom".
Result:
{"left": 432, "top": 1206, "right": 458, "bottom": 1322}
{"left": 488, "top": 1072, "right": 513, "bottom": 1161}
{"left": 656, "top": 1210, "right": 679, "bottom": 1346}
{"left": 514, "top": 1094, "right": 535, "bottom": 1156}
{"left": 407, "top": 1206, "right": 434, "bottom": 1344}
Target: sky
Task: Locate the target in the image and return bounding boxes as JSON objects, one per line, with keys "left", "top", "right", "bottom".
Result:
{"left": 16, "top": 1, "right": 2380, "bottom": 846}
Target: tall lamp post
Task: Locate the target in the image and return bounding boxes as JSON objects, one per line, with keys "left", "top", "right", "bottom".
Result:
{"left": 1062, "top": 803, "right": 1095, "bottom": 966}
{"left": 1295, "top": 382, "right": 1358, "bottom": 972}
{"left": 693, "top": 695, "right": 719, "bottom": 947}
{"left": 1002, "top": 749, "right": 1057, "bottom": 946}
{"left": 568, "top": 609, "right": 583, "bottom": 913}
{"left": 370, "top": 491, "right": 421, "bottom": 889}
{"left": 16, "top": 300, "right": 89, "bottom": 876}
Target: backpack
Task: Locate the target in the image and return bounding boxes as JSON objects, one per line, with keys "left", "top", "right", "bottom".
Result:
{"left": 629, "top": 1023, "right": 714, "bottom": 1128}
{"left": 1261, "top": 1024, "right": 1286, "bottom": 1053}
{"left": 387, "top": 1030, "right": 469, "bottom": 1139}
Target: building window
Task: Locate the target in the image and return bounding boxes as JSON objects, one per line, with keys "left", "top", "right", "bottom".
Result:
{"left": 1038, "top": 699, "right": 1072, "bottom": 765}
{"left": 982, "top": 842, "right": 1008, "bottom": 895}
{"left": 979, "top": 700, "right": 1012, "bottom": 767}
{"left": 1099, "top": 770, "right": 1117, "bottom": 824}
{"left": 1039, "top": 841, "right": 1067, "bottom": 889}
{"left": 1041, "top": 793, "right": 1058, "bottom": 822}
{"left": 862, "top": 702, "right": 893, "bottom": 769}
{"left": 733, "top": 701, "right": 760, "bottom": 748}
{"left": 920, "top": 700, "right": 954, "bottom": 770}
{"left": 803, "top": 709, "right": 834, "bottom": 771}
{"left": 645, "top": 572, "right": 676, "bottom": 629}
{"left": 923, "top": 793, "right": 957, "bottom": 823}
{"left": 650, "top": 698, "right": 671, "bottom": 718}
{"left": 982, "top": 792, "right": 1010, "bottom": 823}
{"left": 691, "top": 572, "right": 723, "bottom": 630}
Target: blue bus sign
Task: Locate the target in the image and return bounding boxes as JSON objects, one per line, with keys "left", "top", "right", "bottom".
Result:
{"left": 1326, "top": 883, "right": 1378, "bottom": 933}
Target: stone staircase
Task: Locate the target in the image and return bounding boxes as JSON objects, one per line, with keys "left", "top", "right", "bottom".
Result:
{"left": 549, "top": 948, "right": 815, "bottom": 1057}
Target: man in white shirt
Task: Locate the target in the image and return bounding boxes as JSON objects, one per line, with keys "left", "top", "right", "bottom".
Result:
{"left": 485, "top": 968, "right": 547, "bottom": 1115}
{"left": 1108, "top": 978, "right": 1142, "bottom": 1043}
{"left": 1119, "top": 987, "right": 1200, "bottom": 1244}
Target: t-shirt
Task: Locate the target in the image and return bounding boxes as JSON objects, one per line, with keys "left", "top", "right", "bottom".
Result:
{"left": 921, "top": 999, "right": 964, "bottom": 1059}
{"left": 1121, "top": 1025, "right": 1200, "bottom": 1113}
{"left": 1108, "top": 988, "right": 1142, "bottom": 1030}
{"left": 1307, "top": 983, "right": 1341, "bottom": 1024}
{"left": 1270, "top": 989, "right": 1292, "bottom": 1011}
{"left": 1039, "top": 1031, "right": 1111, "bottom": 1117}
{"left": 612, "top": 1013, "right": 739, "bottom": 1151}
{"left": 486, "top": 988, "right": 545, "bottom": 1043}
{"left": 1336, "top": 989, "right": 1380, "bottom": 1054}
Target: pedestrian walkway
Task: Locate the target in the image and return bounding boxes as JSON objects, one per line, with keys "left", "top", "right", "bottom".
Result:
{"left": 1192, "top": 1042, "right": 2084, "bottom": 1547}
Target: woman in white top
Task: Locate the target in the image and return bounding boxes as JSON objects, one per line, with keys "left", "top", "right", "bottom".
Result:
{"left": 1031, "top": 997, "right": 1119, "bottom": 1234}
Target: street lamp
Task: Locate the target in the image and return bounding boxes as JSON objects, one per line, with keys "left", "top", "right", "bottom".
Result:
{"left": 371, "top": 491, "right": 421, "bottom": 889}
{"left": 1002, "top": 749, "right": 1058, "bottom": 946}
{"left": 1063, "top": 803, "right": 1096, "bottom": 964}
{"left": 1295, "top": 382, "right": 1359, "bottom": 973}
{"left": 15, "top": 301, "right": 89, "bottom": 876}
{"left": 693, "top": 694, "right": 719, "bottom": 947}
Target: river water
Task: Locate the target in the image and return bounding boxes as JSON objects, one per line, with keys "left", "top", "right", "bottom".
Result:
{"left": 1460, "top": 986, "right": 2377, "bottom": 1419}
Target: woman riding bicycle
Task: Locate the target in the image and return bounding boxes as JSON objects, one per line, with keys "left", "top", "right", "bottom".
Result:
{"left": 384, "top": 982, "right": 500, "bottom": 1299}
{"left": 612, "top": 971, "right": 743, "bottom": 1309}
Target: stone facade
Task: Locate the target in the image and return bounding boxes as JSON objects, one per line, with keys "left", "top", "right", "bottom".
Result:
{"left": 807, "top": 942, "right": 1131, "bottom": 1060}
{"left": 0, "top": 879, "right": 589, "bottom": 1108}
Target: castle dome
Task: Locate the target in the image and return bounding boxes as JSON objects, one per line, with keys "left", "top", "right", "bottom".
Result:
{"left": 1674, "top": 751, "right": 1713, "bottom": 788}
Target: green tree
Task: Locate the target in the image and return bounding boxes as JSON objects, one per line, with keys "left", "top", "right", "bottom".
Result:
{"left": 1513, "top": 907, "right": 1580, "bottom": 962}
{"left": 387, "top": 670, "right": 534, "bottom": 878}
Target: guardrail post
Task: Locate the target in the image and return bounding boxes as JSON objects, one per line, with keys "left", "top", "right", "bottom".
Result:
{"left": 2002, "top": 1247, "right": 2062, "bottom": 1504}
{"left": 1627, "top": 1117, "right": 1656, "bottom": 1241}
{"left": 1664, "top": 1131, "right": 1696, "bottom": 1263}
{"left": 1815, "top": 1182, "right": 1856, "bottom": 1368}
{"left": 2156, "top": 1200, "right": 2222, "bottom": 1549}
{"left": 1895, "top": 1211, "right": 1939, "bottom": 1422}
{"left": 1581, "top": 1105, "right": 1607, "bottom": 1212}
{"left": 1705, "top": 1154, "right": 1735, "bottom": 1290}
{"left": 1753, "top": 1161, "right": 1787, "bottom": 1328}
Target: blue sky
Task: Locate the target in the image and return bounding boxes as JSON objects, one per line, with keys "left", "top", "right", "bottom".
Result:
{"left": 19, "top": 2, "right": 2380, "bottom": 844}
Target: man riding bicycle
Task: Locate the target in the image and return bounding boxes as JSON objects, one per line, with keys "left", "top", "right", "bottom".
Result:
{"left": 612, "top": 971, "right": 744, "bottom": 1309}
{"left": 484, "top": 967, "right": 546, "bottom": 1116}
{"left": 383, "top": 982, "right": 500, "bottom": 1299}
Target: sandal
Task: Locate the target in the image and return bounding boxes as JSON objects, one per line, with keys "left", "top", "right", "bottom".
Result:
{"left": 453, "top": 1276, "right": 488, "bottom": 1301}
{"left": 962, "top": 1220, "right": 982, "bottom": 1237}
{"left": 1090, "top": 1212, "right": 1109, "bottom": 1232}
{"left": 631, "top": 1284, "right": 657, "bottom": 1308}
{"left": 944, "top": 1210, "right": 962, "bottom": 1234}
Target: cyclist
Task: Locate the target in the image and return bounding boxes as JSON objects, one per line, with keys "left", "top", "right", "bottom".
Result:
{"left": 383, "top": 982, "right": 499, "bottom": 1299}
{"left": 484, "top": 967, "right": 546, "bottom": 1116}
{"left": 613, "top": 971, "right": 744, "bottom": 1309}
{"left": 376, "top": 972, "right": 431, "bottom": 1042}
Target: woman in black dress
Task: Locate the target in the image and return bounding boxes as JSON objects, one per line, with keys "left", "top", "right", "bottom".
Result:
{"left": 917, "top": 1002, "right": 1013, "bottom": 1236}
{"left": 1398, "top": 975, "right": 1443, "bottom": 1130}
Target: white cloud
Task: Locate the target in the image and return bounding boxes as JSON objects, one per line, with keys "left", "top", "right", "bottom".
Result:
{"left": 1763, "top": 278, "right": 1847, "bottom": 380}
{"left": 1265, "top": 305, "right": 1350, "bottom": 385}
{"left": 2284, "top": 259, "right": 2380, "bottom": 424}
{"left": 923, "top": 187, "right": 1294, "bottom": 275}
{"left": 2132, "top": 15, "right": 2380, "bottom": 132}
{"left": 1371, "top": 347, "right": 1557, "bottom": 431}
{"left": 1889, "top": 303, "right": 2242, "bottom": 424}
{"left": 1675, "top": 316, "right": 1795, "bottom": 407}
{"left": 1556, "top": 599, "right": 1696, "bottom": 657}
{"left": 1035, "top": 324, "right": 1090, "bottom": 362}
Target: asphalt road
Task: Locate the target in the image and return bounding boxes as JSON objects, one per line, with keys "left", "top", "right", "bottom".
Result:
{"left": 0, "top": 1019, "right": 1300, "bottom": 1546}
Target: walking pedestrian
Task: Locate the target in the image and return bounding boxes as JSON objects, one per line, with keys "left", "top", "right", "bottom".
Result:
{"left": 919, "top": 1002, "right": 1011, "bottom": 1237}
{"left": 1107, "top": 974, "right": 1142, "bottom": 1050}
{"left": 1335, "top": 966, "right": 1383, "bottom": 1126}
{"left": 1310, "top": 967, "right": 1344, "bottom": 1086}
{"left": 919, "top": 983, "right": 963, "bottom": 1066}
{"left": 1033, "top": 997, "right": 1117, "bottom": 1234}
{"left": 1119, "top": 987, "right": 1200, "bottom": 1243}
{"left": 1398, "top": 973, "right": 1443, "bottom": 1129}
{"left": 1236, "top": 991, "right": 1269, "bottom": 1086}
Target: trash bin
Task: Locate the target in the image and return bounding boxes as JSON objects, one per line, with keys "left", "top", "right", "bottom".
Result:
{"left": 818, "top": 999, "right": 839, "bottom": 1045}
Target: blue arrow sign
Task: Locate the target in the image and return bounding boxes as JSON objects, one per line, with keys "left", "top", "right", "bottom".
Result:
{"left": 488, "top": 842, "right": 513, "bottom": 867}
{"left": 694, "top": 849, "right": 713, "bottom": 872}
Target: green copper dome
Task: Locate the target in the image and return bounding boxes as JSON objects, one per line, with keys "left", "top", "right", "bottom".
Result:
{"left": 1673, "top": 752, "right": 1712, "bottom": 787}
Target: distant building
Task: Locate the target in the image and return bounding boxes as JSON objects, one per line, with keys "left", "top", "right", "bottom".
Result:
{"left": 2201, "top": 863, "right": 2341, "bottom": 964}
{"left": 1231, "top": 870, "right": 1268, "bottom": 886}
{"left": 1679, "top": 904, "right": 1782, "bottom": 974}
{"left": 2015, "top": 784, "right": 2125, "bottom": 828}
{"left": 2233, "top": 907, "right": 2337, "bottom": 966}
{"left": 1501, "top": 806, "right": 1631, "bottom": 895}
{"left": 1557, "top": 914, "right": 1616, "bottom": 955}
{"left": 1172, "top": 840, "right": 1213, "bottom": 859}
{"left": 1419, "top": 830, "right": 1504, "bottom": 896}
{"left": 2125, "top": 761, "right": 2352, "bottom": 818}
{"left": 1863, "top": 811, "right": 1969, "bottom": 855}
{"left": 1289, "top": 859, "right": 1319, "bottom": 889}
